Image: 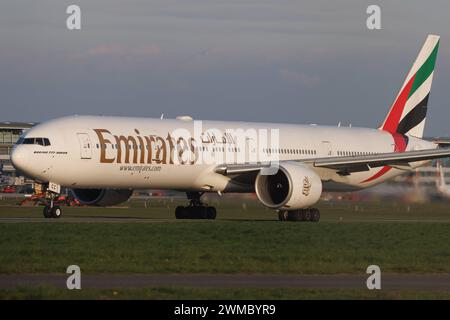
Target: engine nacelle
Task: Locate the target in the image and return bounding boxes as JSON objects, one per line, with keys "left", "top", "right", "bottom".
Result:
{"left": 71, "top": 188, "right": 133, "bottom": 206}
{"left": 255, "top": 162, "right": 322, "bottom": 210}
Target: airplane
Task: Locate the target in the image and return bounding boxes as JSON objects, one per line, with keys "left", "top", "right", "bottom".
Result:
{"left": 435, "top": 162, "right": 450, "bottom": 198}
{"left": 10, "top": 34, "right": 450, "bottom": 221}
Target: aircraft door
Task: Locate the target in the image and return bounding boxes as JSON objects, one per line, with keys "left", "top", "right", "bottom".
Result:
{"left": 77, "top": 133, "right": 92, "bottom": 159}
{"left": 319, "top": 141, "right": 333, "bottom": 157}
{"left": 245, "top": 137, "right": 257, "bottom": 164}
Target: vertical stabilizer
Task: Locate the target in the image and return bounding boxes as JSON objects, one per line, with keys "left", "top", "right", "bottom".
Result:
{"left": 381, "top": 35, "right": 440, "bottom": 138}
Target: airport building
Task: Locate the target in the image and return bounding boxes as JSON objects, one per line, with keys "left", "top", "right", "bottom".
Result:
{"left": 0, "top": 122, "right": 35, "bottom": 184}
{"left": 395, "top": 162, "right": 450, "bottom": 185}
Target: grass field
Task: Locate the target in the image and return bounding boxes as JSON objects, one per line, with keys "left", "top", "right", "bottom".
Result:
{"left": 1, "top": 220, "right": 450, "bottom": 274}
{"left": 0, "top": 197, "right": 449, "bottom": 299}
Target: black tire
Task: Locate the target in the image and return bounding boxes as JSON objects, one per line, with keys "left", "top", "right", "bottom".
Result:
{"left": 182, "top": 206, "right": 200, "bottom": 219}
{"left": 43, "top": 206, "right": 52, "bottom": 218}
{"left": 311, "top": 208, "right": 320, "bottom": 222}
{"left": 294, "top": 210, "right": 306, "bottom": 221}
{"left": 175, "top": 206, "right": 186, "bottom": 219}
{"left": 206, "top": 207, "right": 217, "bottom": 220}
{"left": 286, "top": 211, "right": 295, "bottom": 221}
{"left": 197, "top": 206, "right": 208, "bottom": 219}
{"left": 289, "top": 209, "right": 305, "bottom": 221}
{"left": 278, "top": 210, "right": 289, "bottom": 221}
{"left": 304, "top": 210, "right": 312, "bottom": 222}
{"left": 51, "top": 206, "right": 62, "bottom": 219}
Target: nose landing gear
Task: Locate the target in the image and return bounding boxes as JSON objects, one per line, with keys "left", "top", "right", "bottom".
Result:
{"left": 175, "top": 192, "right": 217, "bottom": 220}
{"left": 278, "top": 208, "right": 320, "bottom": 222}
{"left": 43, "top": 204, "right": 62, "bottom": 219}
{"left": 42, "top": 183, "right": 63, "bottom": 219}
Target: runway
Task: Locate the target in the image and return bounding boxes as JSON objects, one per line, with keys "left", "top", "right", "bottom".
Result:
{"left": 1, "top": 274, "right": 449, "bottom": 290}
{"left": 0, "top": 217, "right": 175, "bottom": 224}
{"left": 1, "top": 216, "right": 450, "bottom": 223}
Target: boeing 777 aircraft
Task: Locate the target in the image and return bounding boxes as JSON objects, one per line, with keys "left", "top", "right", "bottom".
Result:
{"left": 11, "top": 35, "right": 450, "bottom": 221}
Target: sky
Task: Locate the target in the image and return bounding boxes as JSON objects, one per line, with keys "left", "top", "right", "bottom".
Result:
{"left": 1, "top": 0, "right": 450, "bottom": 136}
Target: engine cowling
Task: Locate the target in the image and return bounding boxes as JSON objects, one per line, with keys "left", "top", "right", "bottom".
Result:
{"left": 71, "top": 189, "right": 133, "bottom": 206}
{"left": 255, "top": 162, "right": 322, "bottom": 210}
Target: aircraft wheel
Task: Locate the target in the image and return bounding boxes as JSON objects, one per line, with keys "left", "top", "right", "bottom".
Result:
{"left": 310, "top": 208, "right": 320, "bottom": 222}
{"left": 175, "top": 206, "right": 186, "bottom": 219}
{"left": 294, "top": 210, "right": 306, "bottom": 221}
{"left": 289, "top": 210, "right": 313, "bottom": 222}
{"left": 43, "top": 206, "right": 52, "bottom": 219}
{"left": 51, "top": 206, "right": 62, "bottom": 219}
{"left": 196, "top": 206, "right": 208, "bottom": 219}
{"left": 206, "top": 207, "right": 217, "bottom": 220}
{"left": 304, "top": 209, "right": 312, "bottom": 222}
{"left": 278, "top": 211, "right": 288, "bottom": 221}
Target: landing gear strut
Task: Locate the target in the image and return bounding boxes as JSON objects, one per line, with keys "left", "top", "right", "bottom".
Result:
{"left": 278, "top": 208, "right": 320, "bottom": 222}
{"left": 175, "top": 192, "right": 217, "bottom": 220}
{"left": 43, "top": 188, "right": 62, "bottom": 219}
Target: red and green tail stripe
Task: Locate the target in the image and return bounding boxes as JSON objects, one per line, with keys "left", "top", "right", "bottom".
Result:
{"left": 382, "top": 40, "right": 439, "bottom": 134}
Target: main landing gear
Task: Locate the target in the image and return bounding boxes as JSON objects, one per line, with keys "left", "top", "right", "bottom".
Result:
{"left": 175, "top": 192, "right": 217, "bottom": 220}
{"left": 278, "top": 208, "right": 320, "bottom": 222}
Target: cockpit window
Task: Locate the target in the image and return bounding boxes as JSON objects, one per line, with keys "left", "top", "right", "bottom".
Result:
{"left": 19, "top": 137, "right": 51, "bottom": 146}
{"left": 22, "top": 138, "right": 34, "bottom": 145}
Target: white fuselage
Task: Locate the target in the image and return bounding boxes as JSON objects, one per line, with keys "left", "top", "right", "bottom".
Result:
{"left": 11, "top": 115, "right": 435, "bottom": 193}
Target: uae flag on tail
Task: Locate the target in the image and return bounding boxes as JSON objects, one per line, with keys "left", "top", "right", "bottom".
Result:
{"left": 381, "top": 35, "right": 440, "bottom": 138}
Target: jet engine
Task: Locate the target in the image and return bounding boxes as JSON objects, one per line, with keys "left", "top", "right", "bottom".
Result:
{"left": 255, "top": 162, "right": 322, "bottom": 210}
{"left": 71, "top": 189, "right": 133, "bottom": 206}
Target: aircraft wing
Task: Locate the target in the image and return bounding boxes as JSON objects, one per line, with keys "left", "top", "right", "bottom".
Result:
{"left": 427, "top": 137, "right": 450, "bottom": 147}
{"left": 215, "top": 148, "right": 450, "bottom": 176}
{"left": 311, "top": 148, "right": 450, "bottom": 174}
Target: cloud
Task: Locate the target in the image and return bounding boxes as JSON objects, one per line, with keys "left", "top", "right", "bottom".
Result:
{"left": 279, "top": 69, "right": 320, "bottom": 87}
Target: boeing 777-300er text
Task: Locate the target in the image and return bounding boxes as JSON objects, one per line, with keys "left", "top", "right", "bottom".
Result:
{"left": 11, "top": 35, "right": 450, "bottom": 221}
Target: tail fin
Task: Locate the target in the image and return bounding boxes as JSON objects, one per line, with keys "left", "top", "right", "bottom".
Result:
{"left": 380, "top": 35, "right": 440, "bottom": 138}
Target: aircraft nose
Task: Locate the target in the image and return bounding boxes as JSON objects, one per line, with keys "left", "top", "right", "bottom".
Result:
{"left": 10, "top": 146, "right": 30, "bottom": 175}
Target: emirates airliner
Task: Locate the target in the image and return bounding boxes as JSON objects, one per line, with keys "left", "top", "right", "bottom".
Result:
{"left": 11, "top": 35, "right": 450, "bottom": 221}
